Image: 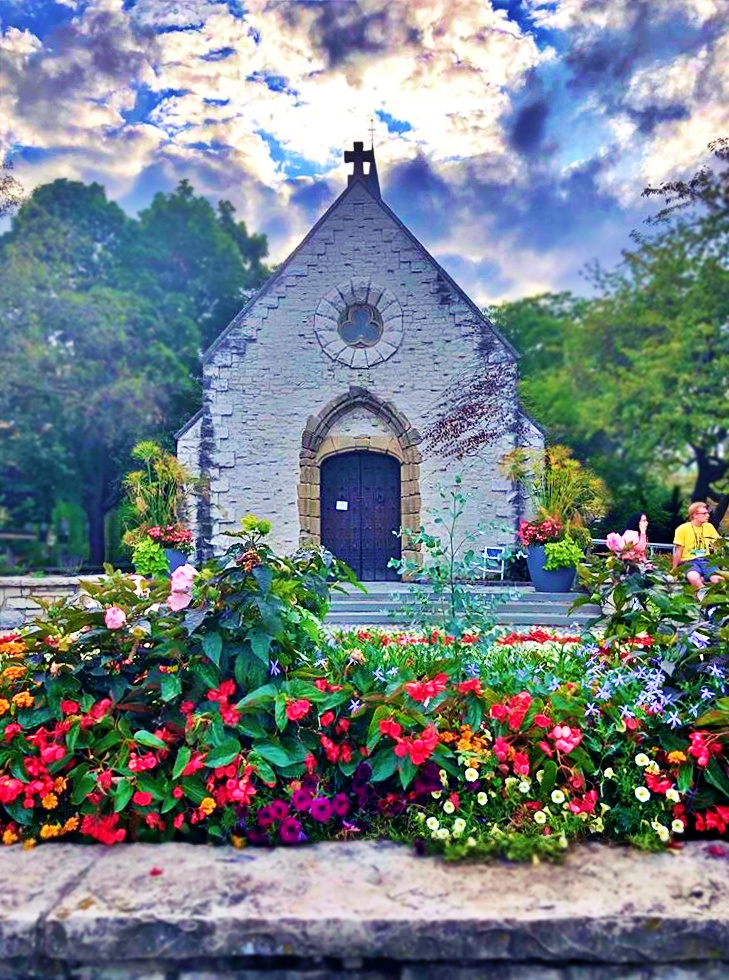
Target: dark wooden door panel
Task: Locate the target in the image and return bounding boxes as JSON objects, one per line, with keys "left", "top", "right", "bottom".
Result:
{"left": 320, "top": 451, "right": 400, "bottom": 581}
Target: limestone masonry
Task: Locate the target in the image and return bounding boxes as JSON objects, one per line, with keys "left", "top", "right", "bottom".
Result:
{"left": 178, "top": 150, "right": 542, "bottom": 575}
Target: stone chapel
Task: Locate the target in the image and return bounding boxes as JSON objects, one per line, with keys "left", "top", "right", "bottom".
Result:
{"left": 177, "top": 144, "right": 542, "bottom": 580}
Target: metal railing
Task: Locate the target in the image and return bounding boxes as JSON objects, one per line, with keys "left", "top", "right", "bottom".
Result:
{"left": 591, "top": 539, "right": 673, "bottom": 555}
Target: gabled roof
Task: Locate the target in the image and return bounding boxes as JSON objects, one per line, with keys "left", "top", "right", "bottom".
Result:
{"left": 175, "top": 407, "right": 202, "bottom": 440}
{"left": 202, "top": 171, "right": 518, "bottom": 365}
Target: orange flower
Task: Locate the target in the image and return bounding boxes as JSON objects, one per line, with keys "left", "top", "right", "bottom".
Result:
{"left": 0, "top": 699, "right": 9, "bottom": 716}
{"left": 199, "top": 796, "right": 216, "bottom": 816}
{"left": 2, "top": 827, "right": 19, "bottom": 846}
{"left": 53, "top": 776, "right": 68, "bottom": 794}
{"left": 62, "top": 816, "right": 79, "bottom": 833}
{"left": 40, "top": 824, "right": 62, "bottom": 839}
{"left": 12, "top": 691, "right": 34, "bottom": 708}
{"left": 667, "top": 750, "right": 688, "bottom": 765}
{"left": 2, "top": 665, "right": 26, "bottom": 681}
{"left": 41, "top": 793, "right": 59, "bottom": 810}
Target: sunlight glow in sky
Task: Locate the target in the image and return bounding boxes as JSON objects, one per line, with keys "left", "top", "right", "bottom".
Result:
{"left": 1, "top": 0, "right": 727, "bottom": 303}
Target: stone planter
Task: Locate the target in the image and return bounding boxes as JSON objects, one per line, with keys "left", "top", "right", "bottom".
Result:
{"left": 163, "top": 548, "right": 188, "bottom": 573}
{"left": 526, "top": 544, "right": 576, "bottom": 593}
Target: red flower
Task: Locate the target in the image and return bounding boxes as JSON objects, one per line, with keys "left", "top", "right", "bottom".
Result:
{"left": 97, "top": 770, "right": 113, "bottom": 792}
{"left": 149, "top": 867, "right": 163, "bottom": 876}
{"left": 490, "top": 704, "right": 508, "bottom": 722}
{"left": 405, "top": 673, "right": 448, "bottom": 703}
{"left": 304, "top": 753, "right": 317, "bottom": 772}
{"left": 286, "top": 699, "right": 311, "bottom": 722}
{"left": 457, "top": 678, "right": 483, "bottom": 696}
{"left": 319, "top": 710, "right": 335, "bottom": 727}
{"left": 60, "top": 700, "right": 80, "bottom": 715}
{"left": 513, "top": 751, "right": 530, "bottom": 777}
{"left": 379, "top": 718, "right": 403, "bottom": 739}
{"left": 133, "top": 791, "right": 153, "bottom": 806}
{"left": 3, "top": 723, "right": 21, "bottom": 743}
{"left": 533, "top": 713, "right": 552, "bottom": 728}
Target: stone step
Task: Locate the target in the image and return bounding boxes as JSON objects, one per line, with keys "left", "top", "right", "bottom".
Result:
{"left": 325, "top": 611, "right": 598, "bottom": 628}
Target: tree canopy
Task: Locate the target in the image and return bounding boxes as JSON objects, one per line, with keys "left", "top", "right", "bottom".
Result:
{"left": 0, "top": 178, "right": 270, "bottom": 565}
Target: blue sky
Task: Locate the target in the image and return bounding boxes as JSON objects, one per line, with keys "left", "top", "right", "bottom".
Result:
{"left": 0, "top": 0, "right": 727, "bottom": 303}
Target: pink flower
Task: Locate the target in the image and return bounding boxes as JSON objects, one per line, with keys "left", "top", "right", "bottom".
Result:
{"left": 170, "top": 563, "right": 197, "bottom": 592}
{"left": 167, "top": 590, "right": 193, "bottom": 612}
{"left": 606, "top": 532, "right": 625, "bottom": 554}
{"left": 104, "top": 606, "right": 127, "bottom": 630}
{"left": 549, "top": 724, "right": 583, "bottom": 754}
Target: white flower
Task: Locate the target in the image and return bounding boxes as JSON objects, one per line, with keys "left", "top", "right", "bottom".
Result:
{"left": 464, "top": 767, "right": 479, "bottom": 782}
{"left": 415, "top": 811, "right": 426, "bottom": 823}
{"left": 477, "top": 792, "right": 488, "bottom": 806}
{"left": 442, "top": 800, "right": 456, "bottom": 814}
{"left": 466, "top": 836, "right": 477, "bottom": 848}
{"left": 672, "top": 819, "right": 685, "bottom": 834}
{"left": 439, "top": 769, "right": 448, "bottom": 786}
{"left": 518, "top": 780, "right": 531, "bottom": 794}
{"left": 634, "top": 753, "right": 650, "bottom": 767}
{"left": 558, "top": 834, "right": 568, "bottom": 849}
{"left": 533, "top": 810, "right": 547, "bottom": 825}
{"left": 590, "top": 818, "right": 604, "bottom": 833}
{"left": 603, "top": 767, "right": 615, "bottom": 779}
{"left": 452, "top": 818, "right": 466, "bottom": 837}
{"left": 666, "top": 788, "right": 680, "bottom": 803}
{"left": 504, "top": 776, "right": 517, "bottom": 789}
{"left": 536, "top": 769, "right": 545, "bottom": 784}
{"left": 426, "top": 816, "right": 440, "bottom": 831}
{"left": 635, "top": 786, "right": 650, "bottom": 803}
{"left": 551, "top": 789, "right": 565, "bottom": 804}
{"left": 653, "top": 822, "right": 670, "bottom": 842}
{"left": 431, "top": 790, "right": 442, "bottom": 800}
{"left": 436, "top": 827, "right": 450, "bottom": 840}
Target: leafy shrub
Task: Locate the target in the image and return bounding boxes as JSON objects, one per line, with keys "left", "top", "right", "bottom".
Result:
{"left": 130, "top": 537, "right": 170, "bottom": 577}
{"left": 544, "top": 536, "right": 584, "bottom": 570}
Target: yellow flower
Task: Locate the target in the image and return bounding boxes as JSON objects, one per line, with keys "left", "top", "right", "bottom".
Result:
{"left": 665, "top": 788, "right": 680, "bottom": 803}
{"left": 0, "top": 699, "right": 9, "bottom": 716}
{"left": 476, "top": 792, "right": 488, "bottom": 806}
{"left": 667, "top": 750, "right": 687, "bottom": 765}
{"left": 41, "top": 793, "right": 59, "bottom": 810}
{"left": 634, "top": 753, "right": 650, "bottom": 767}
{"left": 199, "top": 796, "right": 216, "bottom": 816}
{"left": 551, "top": 789, "right": 565, "bottom": 805}
{"left": 53, "top": 777, "right": 68, "bottom": 794}
{"left": 22, "top": 838, "right": 36, "bottom": 850}
{"left": 426, "top": 816, "right": 439, "bottom": 832}
{"left": 40, "top": 824, "right": 62, "bottom": 839}
{"left": 2, "top": 828, "right": 19, "bottom": 846}
{"left": 12, "top": 691, "right": 34, "bottom": 708}
{"left": 452, "top": 818, "right": 466, "bottom": 836}
{"left": 63, "top": 816, "right": 79, "bottom": 833}
{"left": 0, "top": 643, "right": 26, "bottom": 659}
{"left": 3, "top": 665, "right": 26, "bottom": 681}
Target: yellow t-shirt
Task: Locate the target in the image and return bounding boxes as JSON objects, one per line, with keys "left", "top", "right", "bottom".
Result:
{"left": 673, "top": 521, "right": 720, "bottom": 561}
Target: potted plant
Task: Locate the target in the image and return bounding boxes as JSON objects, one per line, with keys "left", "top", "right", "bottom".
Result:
{"left": 502, "top": 445, "right": 608, "bottom": 593}
{"left": 121, "top": 441, "right": 198, "bottom": 574}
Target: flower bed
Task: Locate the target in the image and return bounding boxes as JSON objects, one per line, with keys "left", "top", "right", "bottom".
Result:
{"left": 1, "top": 525, "right": 728, "bottom": 860}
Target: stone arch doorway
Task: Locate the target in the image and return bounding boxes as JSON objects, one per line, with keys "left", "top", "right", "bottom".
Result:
{"left": 299, "top": 387, "right": 422, "bottom": 572}
{"left": 320, "top": 451, "right": 400, "bottom": 581}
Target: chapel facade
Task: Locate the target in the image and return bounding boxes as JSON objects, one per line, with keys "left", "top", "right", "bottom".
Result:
{"left": 177, "top": 144, "right": 542, "bottom": 580}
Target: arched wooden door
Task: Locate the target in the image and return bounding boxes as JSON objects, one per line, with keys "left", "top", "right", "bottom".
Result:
{"left": 320, "top": 451, "right": 401, "bottom": 581}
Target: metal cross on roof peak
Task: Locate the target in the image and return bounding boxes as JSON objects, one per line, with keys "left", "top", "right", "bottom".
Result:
{"left": 344, "top": 141, "right": 375, "bottom": 177}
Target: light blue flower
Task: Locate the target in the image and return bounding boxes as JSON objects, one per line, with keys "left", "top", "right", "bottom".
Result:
{"left": 700, "top": 687, "right": 715, "bottom": 700}
{"left": 314, "top": 657, "right": 328, "bottom": 669}
{"left": 619, "top": 705, "right": 634, "bottom": 720}
{"left": 666, "top": 711, "right": 682, "bottom": 728}
{"left": 689, "top": 632, "right": 711, "bottom": 649}
{"left": 372, "top": 668, "right": 386, "bottom": 683}
{"left": 584, "top": 702, "right": 600, "bottom": 718}
{"left": 465, "top": 662, "right": 481, "bottom": 677}
{"left": 349, "top": 699, "right": 361, "bottom": 713}
{"left": 269, "top": 660, "right": 281, "bottom": 676}
{"left": 596, "top": 685, "right": 612, "bottom": 701}
{"left": 708, "top": 663, "right": 725, "bottom": 679}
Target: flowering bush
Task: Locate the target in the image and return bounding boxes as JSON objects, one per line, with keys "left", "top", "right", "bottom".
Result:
{"left": 518, "top": 517, "right": 563, "bottom": 546}
{"left": 1, "top": 524, "right": 728, "bottom": 860}
{"left": 147, "top": 524, "right": 194, "bottom": 554}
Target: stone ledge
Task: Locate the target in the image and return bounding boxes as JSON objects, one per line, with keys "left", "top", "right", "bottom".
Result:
{"left": 0, "top": 841, "right": 727, "bottom": 978}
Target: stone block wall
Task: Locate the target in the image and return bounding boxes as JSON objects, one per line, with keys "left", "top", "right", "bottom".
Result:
{"left": 178, "top": 179, "right": 543, "bottom": 561}
{"left": 0, "top": 577, "right": 98, "bottom": 630}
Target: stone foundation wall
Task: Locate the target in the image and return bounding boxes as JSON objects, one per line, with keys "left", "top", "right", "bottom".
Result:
{"left": 0, "top": 576, "right": 99, "bottom": 630}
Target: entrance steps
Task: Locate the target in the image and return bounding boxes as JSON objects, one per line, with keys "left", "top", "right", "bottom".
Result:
{"left": 325, "top": 582, "right": 601, "bottom": 629}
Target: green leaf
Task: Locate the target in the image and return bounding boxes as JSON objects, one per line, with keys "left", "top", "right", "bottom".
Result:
{"left": 202, "top": 632, "right": 223, "bottom": 666}
{"left": 172, "top": 746, "right": 192, "bottom": 780}
{"left": 540, "top": 760, "right": 558, "bottom": 796}
{"left": 134, "top": 730, "right": 168, "bottom": 750}
{"left": 368, "top": 748, "right": 398, "bottom": 782}
{"left": 204, "top": 738, "right": 241, "bottom": 769}
{"left": 677, "top": 762, "right": 693, "bottom": 794}
{"left": 66, "top": 722, "right": 80, "bottom": 755}
{"left": 71, "top": 772, "right": 97, "bottom": 806}
{"left": 181, "top": 776, "right": 208, "bottom": 804}
{"left": 255, "top": 742, "right": 296, "bottom": 768}
{"left": 249, "top": 753, "right": 276, "bottom": 783}
{"left": 236, "top": 683, "right": 278, "bottom": 711}
{"left": 252, "top": 564, "right": 273, "bottom": 594}
{"left": 135, "top": 774, "right": 165, "bottom": 800}
{"left": 398, "top": 756, "right": 417, "bottom": 790}
{"left": 112, "top": 777, "right": 134, "bottom": 812}
{"left": 705, "top": 757, "right": 729, "bottom": 798}
{"left": 160, "top": 673, "right": 182, "bottom": 702}
{"left": 249, "top": 630, "right": 272, "bottom": 664}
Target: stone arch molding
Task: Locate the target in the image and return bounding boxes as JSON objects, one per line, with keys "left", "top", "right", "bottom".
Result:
{"left": 299, "top": 387, "right": 421, "bottom": 564}
{"left": 314, "top": 277, "right": 404, "bottom": 368}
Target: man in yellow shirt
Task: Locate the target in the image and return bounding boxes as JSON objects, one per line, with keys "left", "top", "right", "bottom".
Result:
{"left": 672, "top": 501, "right": 722, "bottom": 588}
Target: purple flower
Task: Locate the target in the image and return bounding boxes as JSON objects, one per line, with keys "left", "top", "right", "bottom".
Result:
{"left": 310, "top": 796, "right": 333, "bottom": 823}
{"left": 331, "top": 792, "right": 350, "bottom": 817}
{"left": 291, "top": 788, "right": 313, "bottom": 812}
{"left": 269, "top": 660, "right": 281, "bottom": 676}
{"left": 373, "top": 668, "right": 386, "bottom": 683}
{"left": 619, "top": 705, "right": 634, "bottom": 720}
{"left": 700, "top": 687, "right": 714, "bottom": 700}
{"left": 257, "top": 805, "right": 276, "bottom": 828}
{"left": 279, "top": 817, "right": 303, "bottom": 844}
{"left": 465, "top": 662, "right": 481, "bottom": 677}
{"left": 690, "top": 632, "right": 711, "bottom": 649}
{"left": 270, "top": 799, "right": 290, "bottom": 821}
{"left": 584, "top": 702, "right": 600, "bottom": 718}
{"left": 666, "top": 711, "right": 682, "bottom": 728}
{"left": 708, "top": 663, "right": 725, "bottom": 678}
{"left": 349, "top": 699, "right": 362, "bottom": 713}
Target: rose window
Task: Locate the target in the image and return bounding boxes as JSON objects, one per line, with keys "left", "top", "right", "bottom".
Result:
{"left": 338, "top": 304, "right": 384, "bottom": 348}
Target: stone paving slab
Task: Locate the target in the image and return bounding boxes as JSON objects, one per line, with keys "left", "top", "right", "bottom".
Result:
{"left": 0, "top": 840, "right": 724, "bottom": 971}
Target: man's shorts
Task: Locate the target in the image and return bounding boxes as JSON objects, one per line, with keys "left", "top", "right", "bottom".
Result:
{"left": 682, "top": 557, "right": 720, "bottom": 579}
